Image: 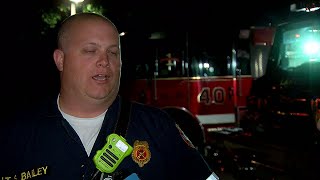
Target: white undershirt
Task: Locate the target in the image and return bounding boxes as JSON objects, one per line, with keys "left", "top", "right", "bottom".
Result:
{"left": 57, "top": 96, "right": 106, "bottom": 156}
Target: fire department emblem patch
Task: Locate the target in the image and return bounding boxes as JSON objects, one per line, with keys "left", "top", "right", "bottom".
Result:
{"left": 175, "top": 124, "right": 195, "bottom": 149}
{"left": 131, "top": 140, "right": 151, "bottom": 167}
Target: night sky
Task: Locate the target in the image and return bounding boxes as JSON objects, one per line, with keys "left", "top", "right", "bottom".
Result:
{"left": 0, "top": 0, "right": 293, "bottom": 117}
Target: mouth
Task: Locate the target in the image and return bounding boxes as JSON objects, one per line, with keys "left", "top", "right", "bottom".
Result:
{"left": 92, "top": 74, "right": 110, "bottom": 81}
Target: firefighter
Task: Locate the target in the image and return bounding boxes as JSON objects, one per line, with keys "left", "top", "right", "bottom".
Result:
{"left": 0, "top": 13, "right": 219, "bottom": 180}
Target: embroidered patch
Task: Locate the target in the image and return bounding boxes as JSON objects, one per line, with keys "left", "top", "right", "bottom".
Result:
{"left": 131, "top": 140, "right": 151, "bottom": 167}
{"left": 175, "top": 124, "right": 195, "bottom": 148}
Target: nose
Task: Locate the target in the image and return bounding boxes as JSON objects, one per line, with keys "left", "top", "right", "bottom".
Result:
{"left": 97, "top": 54, "right": 110, "bottom": 68}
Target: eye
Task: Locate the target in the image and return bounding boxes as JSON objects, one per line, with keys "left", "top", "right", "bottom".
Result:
{"left": 107, "top": 49, "right": 119, "bottom": 58}
{"left": 84, "top": 49, "right": 96, "bottom": 53}
{"left": 82, "top": 46, "right": 98, "bottom": 54}
{"left": 108, "top": 51, "right": 117, "bottom": 55}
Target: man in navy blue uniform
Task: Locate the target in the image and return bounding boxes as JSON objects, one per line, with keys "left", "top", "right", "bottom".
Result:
{"left": 0, "top": 13, "right": 218, "bottom": 180}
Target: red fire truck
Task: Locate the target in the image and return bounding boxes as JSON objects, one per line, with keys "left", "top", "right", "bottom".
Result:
{"left": 125, "top": 28, "right": 275, "bottom": 154}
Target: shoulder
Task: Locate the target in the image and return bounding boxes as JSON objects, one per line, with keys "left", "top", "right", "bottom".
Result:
{"left": 131, "top": 101, "right": 173, "bottom": 123}
{"left": 128, "top": 100, "right": 176, "bottom": 132}
{"left": 131, "top": 101, "right": 169, "bottom": 117}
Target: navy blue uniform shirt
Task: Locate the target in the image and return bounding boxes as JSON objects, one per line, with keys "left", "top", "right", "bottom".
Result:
{"left": 0, "top": 95, "right": 213, "bottom": 180}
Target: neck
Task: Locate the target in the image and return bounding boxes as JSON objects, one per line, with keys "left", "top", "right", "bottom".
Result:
{"left": 58, "top": 93, "right": 114, "bottom": 118}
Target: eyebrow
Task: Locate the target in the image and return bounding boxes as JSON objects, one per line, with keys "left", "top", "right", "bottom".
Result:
{"left": 107, "top": 44, "right": 120, "bottom": 49}
{"left": 86, "top": 42, "right": 119, "bottom": 49}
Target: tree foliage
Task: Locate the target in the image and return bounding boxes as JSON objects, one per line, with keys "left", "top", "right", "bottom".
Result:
{"left": 41, "top": 3, "right": 104, "bottom": 34}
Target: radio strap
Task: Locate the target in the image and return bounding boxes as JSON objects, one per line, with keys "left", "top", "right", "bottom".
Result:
{"left": 114, "top": 96, "right": 132, "bottom": 137}
{"left": 110, "top": 96, "right": 133, "bottom": 179}
{"left": 92, "top": 96, "right": 133, "bottom": 180}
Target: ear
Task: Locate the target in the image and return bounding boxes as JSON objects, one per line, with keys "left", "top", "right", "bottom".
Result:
{"left": 53, "top": 49, "right": 64, "bottom": 71}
